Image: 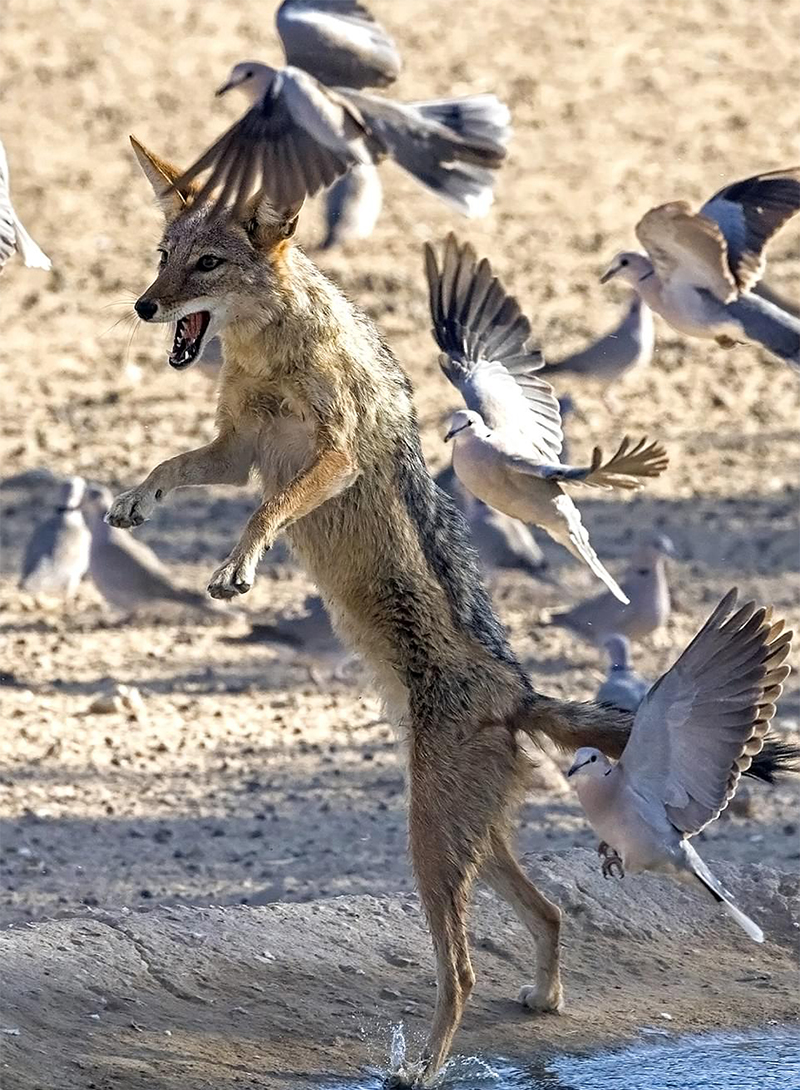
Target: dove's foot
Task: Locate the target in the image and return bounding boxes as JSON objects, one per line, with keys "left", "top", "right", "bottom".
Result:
{"left": 598, "top": 842, "right": 625, "bottom": 879}
{"left": 518, "top": 980, "right": 564, "bottom": 1013}
{"left": 208, "top": 556, "right": 257, "bottom": 599}
{"left": 106, "top": 487, "right": 157, "bottom": 528}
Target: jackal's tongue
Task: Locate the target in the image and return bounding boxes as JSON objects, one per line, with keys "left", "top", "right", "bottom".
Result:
{"left": 170, "top": 310, "right": 210, "bottom": 368}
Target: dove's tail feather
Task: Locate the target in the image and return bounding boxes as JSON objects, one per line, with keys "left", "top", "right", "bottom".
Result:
{"left": 684, "top": 842, "right": 764, "bottom": 944}
{"left": 728, "top": 293, "right": 800, "bottom": 369}
{"left": 352, "top": 92, "right": 510, "bottom": 218}
{"left": 552, "top": 494, "right": 629, "bottom": 604}
{"left": 720, "top": 898, "right": 765, "bottom": 944}
{"left": 12, "top": 212, "right": 51, "bottom": 270}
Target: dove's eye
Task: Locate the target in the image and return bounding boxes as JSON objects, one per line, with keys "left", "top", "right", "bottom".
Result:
{"left": 620, "top": 258, "right": 629, "bottom": 267}
{"left": 590, "top": 755, "right": 597, "bottom": 762}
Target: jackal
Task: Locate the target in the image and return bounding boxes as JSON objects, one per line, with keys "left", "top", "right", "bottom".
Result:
{"left": 110, "top": 137, "right": 635, "bottom": 1084}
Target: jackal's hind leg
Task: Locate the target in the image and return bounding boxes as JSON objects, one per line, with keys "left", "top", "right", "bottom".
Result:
{"left": 482, "top": 833, "right": 564, "bottom": 1013}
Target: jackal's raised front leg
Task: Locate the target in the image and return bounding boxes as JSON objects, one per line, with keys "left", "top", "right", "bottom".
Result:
{"left": 106, "top": 433, "right": 252, "bottom": 528}
{"left": 208, "top": 446, "right": 358, "bottom": 598}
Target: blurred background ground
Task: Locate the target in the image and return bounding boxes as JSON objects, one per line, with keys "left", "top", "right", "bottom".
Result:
{"left": 1, "top": 0, "right": 799, "bottom": 927}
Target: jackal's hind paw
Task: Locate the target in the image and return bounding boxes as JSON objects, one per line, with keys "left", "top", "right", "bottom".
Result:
{"left": 105, "top": 488, "right": 156, "bottom": 528}
{"left": 207, "top": 558, "right": 256, "bottom": 599}
{"left": 518, "top": 981, "right": 564, "bottom": 1013}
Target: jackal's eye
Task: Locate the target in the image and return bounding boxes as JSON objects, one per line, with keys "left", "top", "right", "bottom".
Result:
{"left": 196, "top": 254, "right": 225, "bottom": 272}
{"left": 157, "top": 248, "right": 168, "bottom": 268}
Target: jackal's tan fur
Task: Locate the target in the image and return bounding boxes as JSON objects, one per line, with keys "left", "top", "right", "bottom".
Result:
{"left": 109, "top": 137, "right": 633, "bottom": 1083}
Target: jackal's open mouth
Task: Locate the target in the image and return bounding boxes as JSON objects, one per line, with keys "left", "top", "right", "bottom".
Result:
{"left": 169, "top": 311, "right": 210, "bottom": 369}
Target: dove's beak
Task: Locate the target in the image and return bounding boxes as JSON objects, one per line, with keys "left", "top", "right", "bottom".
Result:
{"left": 216, "top": 79, "right": 239, "bottom": 97}
{"left": 444, "top": 423, "right": 469, "bottom": 443}
{"left": 599, "top": 265, "right": 619, "bottom": 285}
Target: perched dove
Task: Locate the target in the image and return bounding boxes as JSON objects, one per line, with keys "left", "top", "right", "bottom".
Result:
{"left": 595, "top": 635, "right": 650, "bottom": 713}
{"left": 543, "top": 296, "right": 654, "bottom": 391}
{"left": 236, "top": 594, "right": 340, "bottom": 651}
{"left": 425, "top": 234, "right": 669, "bottom": 604}
{"left": 568, "top": 589, "right": 793, "bottom": 943}
{"left": 0, "top": 138, "right": 51, "bottom": 272}
{"left": 550, "top": 533, "right": 674, "bottom": 645}
{"left": 83, "top": 485, "right": 222, "bottom": 617}
{"left": 19, "top": 476, "right": 90, "bottom": 597}
{"left": 174, "top": 1, "right": 509, "bottom": 220}
{"left": 602, "top": 168, "right": 800, "bottom": 370}
{"left": 434, "top": 464, "right": 548, "bottom": 577}
{"left": 321, "top": 159, "right": 383, "bottom": 248}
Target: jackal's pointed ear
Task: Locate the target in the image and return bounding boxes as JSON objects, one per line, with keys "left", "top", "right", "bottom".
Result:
{"left": 244, "top": 193, "right": 304, "bottom": 249}
{"left": 129, "top": 135, "right": 196, "bottom": 220}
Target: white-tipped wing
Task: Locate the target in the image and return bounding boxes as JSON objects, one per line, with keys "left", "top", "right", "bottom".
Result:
{"left": 0, "top": 138, "right": 50, "bottom": 272}
{"left": 701, "top": 167, "right": 800, "bottom": 294}
{"left": 619, "top": 589, "right": 793, "bottom": 835}
{"left": 174, "top": 66, "right": 373, "bottom": 214}
{"left": 424, "top": 233, "right": 563, "bottom": 460}
{"left": 636, "top": 201, "right": 737, "bottom": 304}
{"left": 276, "top": 0, "right": 401, "bottom": 90}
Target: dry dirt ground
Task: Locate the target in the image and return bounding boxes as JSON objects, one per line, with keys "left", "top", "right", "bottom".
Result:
{"left": 1, "top": 0, "right": 799, "bottom": 1084}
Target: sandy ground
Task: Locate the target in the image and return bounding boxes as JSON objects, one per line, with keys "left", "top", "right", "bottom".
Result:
{"left": 1, "top": 0, "right": 800, "bottom": 1083}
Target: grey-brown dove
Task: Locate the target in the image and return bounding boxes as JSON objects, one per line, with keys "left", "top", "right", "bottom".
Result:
{"left": 83, "top": 485, "right": 222, "bottom": 617}
{"left": 602, "top": 168, "right": 800, "bottom": 370}
{"left": 543, "top": 296, "right": 654, "bottom": 390}
{"left": 425, "top": 234, "right": 669, "bottom": 604}
{"left": 0, "top": 138, "right": 51, "bottom": 272}
{"left": 550, "top": 533, "right": 674, "bottom": 645}
{"left": 19, "top": 476, "right": 90, "bottom": 597}
{"left": 569, "top": 589, "right": 793, "bottom": 943}
{"left": 595, "top": 634, "right": 650, "bottom": 712}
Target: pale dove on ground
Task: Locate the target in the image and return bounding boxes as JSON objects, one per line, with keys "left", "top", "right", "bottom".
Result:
{"left": 542, "top": 296, "right": 654, "bottom": 392}
{"left": 569, "top": 588, "right": 793, "bottom": 943}
{"left": 434, "top": 464, "right": 548, "bottom": 577}
{"left": 0, "top": 138, "right": 51, "bottom": 272}
{"left": 19, "top": 476, "right": 90, "bottom": 597}
{"left": 82, "top": 485, "right": 223, "bottom": 618}
{"left": 602, "top": 168, "right": 800, "bottom": 371}
{"left": 425, "top": 234, "right": 669, "bottom": 604}
{"left": 321, "top": 159, "right": 382, "bottom": 248}
{"left": 550, "top": 533, "right": 674, "bottom": 645}
{"left": 595, "top": 635, "right": 650, "bottom": 712}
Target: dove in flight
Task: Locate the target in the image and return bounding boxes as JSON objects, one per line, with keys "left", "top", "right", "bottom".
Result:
{"left": 171, "top": 0, "right": 509, "bottom": 219}
{"left": 601, "top": 168, "right": 800, "bottom": 371}
{"left": 425, "top": 234, "right": 669, "bottom": 603}
{"left": 569, "top": 589, "right": 793, "bottom": 944}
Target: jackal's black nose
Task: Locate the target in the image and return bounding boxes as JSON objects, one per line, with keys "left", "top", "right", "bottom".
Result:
{"left": 135, "top": 298, "right": 158, "bottom": 321}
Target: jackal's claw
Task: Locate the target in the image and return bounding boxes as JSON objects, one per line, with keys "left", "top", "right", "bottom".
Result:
{"left": 105, "top": 489, "right": 155, "bottom": 528}
{"left": 207, "top": 560, "right": 254, "bottom": 599}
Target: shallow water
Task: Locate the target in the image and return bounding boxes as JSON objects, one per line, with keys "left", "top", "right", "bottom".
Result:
{"left": 320, "top": 1024, "right": 800, "bottom": 1089}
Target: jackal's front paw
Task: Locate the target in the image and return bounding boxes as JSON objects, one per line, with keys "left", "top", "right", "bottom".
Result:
{"left": 105, "top": 488, "right": 157, "bottom": 528}
{"left": 207, "top": 557, "right": 257, "bottom": 599}
{"left": 518, "top": 980, "right": 564, "bottom": 1013}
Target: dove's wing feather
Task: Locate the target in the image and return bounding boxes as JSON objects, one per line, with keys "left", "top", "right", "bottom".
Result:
{"left": 636, "top": 202, "right": 737, "bottom": 303}
{"left": 620, "top": 589, "right": 793, "bottom": 835}
{"left": 276, "top": 0, "right": 401, "bottom": 89}
{"left": 425, "top": 234, "right": 563, "bottom": 458}
{"left": 701, "top": 167, "right": 800, "bottom": 293}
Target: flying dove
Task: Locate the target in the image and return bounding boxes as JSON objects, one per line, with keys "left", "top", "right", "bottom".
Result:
{"left": 425, "top": 234, "right": 669, "bottom": 604}
{"left": 543, "top": 296, "right": 655, "bottom": 392}
{"left": 171, "top": 0, "right": 509, "bottom": 220}
{"left": 550, "top": 532, "right": 674, "bottom": 645}
{"left": 595, "top": 635, "right": 650, "bottom": 713}
{"left": 0, "top": 138, "right": 51, "bottom": 272}
{"left": 568, "top": 589, "right": 793, "bottom": 944}
{"left": 602, "top": 168, "right": 800, "bottom": 371}
{"left": 82, "top": 485, "right": 223, "bottom": 618}
{"left": 321, "top": 159, "right": 383, "bottom": 248}
{"left": 434, "top": 464, "right": 548, "bottom": 577}
{"left": 19, "top": 476, "right": 90, "bottom": 597}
